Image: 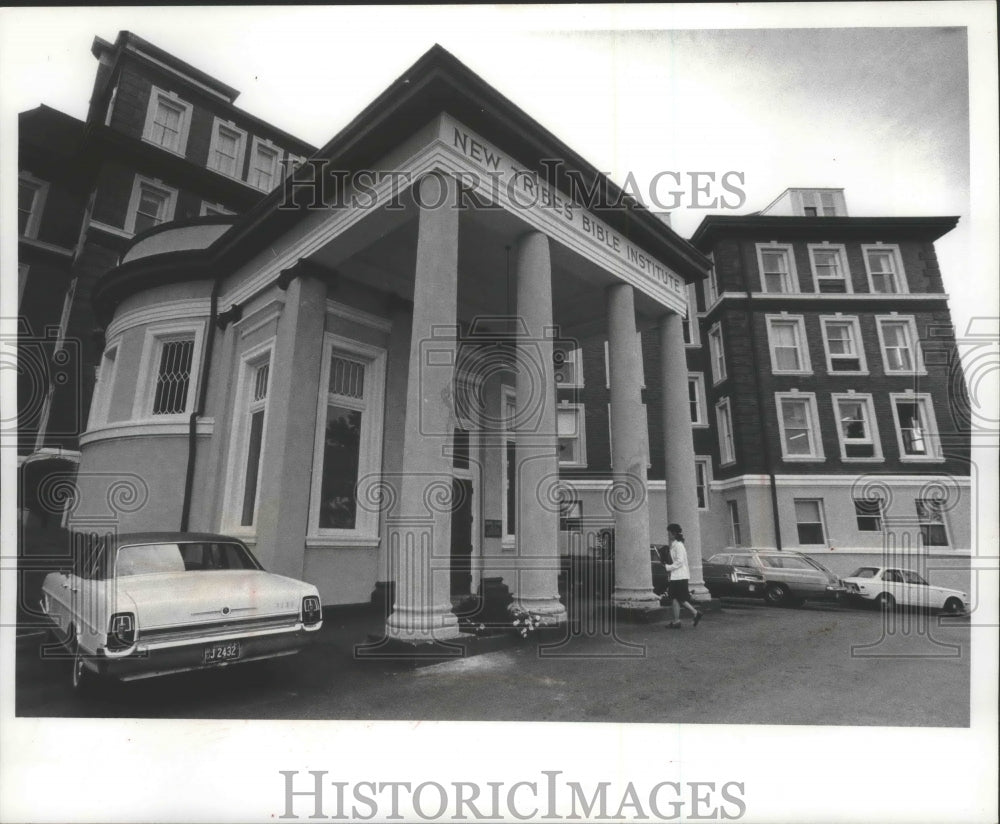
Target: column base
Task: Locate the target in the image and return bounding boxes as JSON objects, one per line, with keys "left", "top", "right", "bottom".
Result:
{"left": 508, "top": 597, "right": 567, "bottom": 627}
{"left": 385, "top": 605, "right": 462, "bottom": 644}
{"left": 612, "top": 588, "right": 662, "bottom": 609}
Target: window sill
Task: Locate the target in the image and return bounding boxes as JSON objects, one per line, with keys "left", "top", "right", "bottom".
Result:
{"left": 828, "top": 369, "right": 870, "bottom": 376}
{"left": 80, "top": 418, "right": 214, "bottom": 446}
{"left": 305, "top": 535, "right": 380, "bottom": 548}
{"left": 899, "top": 456, "right": 946, "bottom": 463}
{"left": 839, "top": 456, "right": 886, "bottom": 463}
{"left": 772, "top": 371, "right": 814, "bottom": 377}
{"left": 781, "top": 456, "right": 826, "bottom": 463}
{"left": 141, "top": 136, "right": 187, "bottom": 158}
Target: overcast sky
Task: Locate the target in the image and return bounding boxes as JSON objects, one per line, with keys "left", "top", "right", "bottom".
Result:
{"left": 0, "top": 5, "right": 994, "bottom": 339}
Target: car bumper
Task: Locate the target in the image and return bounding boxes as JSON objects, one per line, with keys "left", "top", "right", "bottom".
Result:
{"left": 87, "top": 626, "right": 321, "bottom": 681}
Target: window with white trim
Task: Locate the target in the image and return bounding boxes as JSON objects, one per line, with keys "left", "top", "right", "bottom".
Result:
{"left": 224, "top": 351, "right": 272, "bottom": 529}
{"left": 694, "top": 458, "right": 711, "bottom": 510}
{"left": 854, "top": 497, "right": 884, "bottom": 532}
{"left": 915, "top": 499, "right": 949, "bottom": 547}
{"left": 557, "top": 403, "right": 587, "bottom": 467}
{"left": 820, "top": 316, "right": 867, "bottom": 373}
{"left": 716, "top": 397, "right": 735, "bottom": 466}
{"left": 682, "top": 284, "right": 699, "bottom": 346}
{"left": 554, "top": 345, "right": 583, "bottom": 387}
{"left": 126, "top": 176, "right": 177, "bottom": 235}
{"left": 708, "top": 323, "right": 726, "bottom": 384}
{"left": 800, "top": 190, "right": 841, "bottom": 216}
{"left": 200, "top": 201, "right": 235, "bottom": 217}
{"left": 88, "top": 341, "right": 120, "bottom": 428}
{"left": 53, "top": 279, "right": 77, "bottom": 354}
{"left": 247, "top": 138, "right": 280, "bottom": 191}
{"left": 727, "top": 500, "right": 743, "bottom": 546}
{"left": 756, "top": 244, "right": 797, "bottom": 293}
{"left": 688, "top": 373, "right": 707, "bottom": 426}
{"left": 502, "top": 388, "right": 516, "bottom": 542}
{"left": 208, "top": 119, "right": 247, "bottom": 178}
{"left": 832, "top": 393, "right": 882, "bottom": 461}
{"left": 18, "top": 173, "right": 48, "bottom": 238}
{"left": 142, "top": 87, "right": 192, "bottom": 155}
{"left": 152, "top": 338, "right": 195, "bottom": 414}
{"left": 863, "top": 245, "right": 906, "bottom": 294}
{"left": 765, "top": 315, "right": 811, "bottom": 374}
{"left": 794, "top": 499, "right": 827, "bottom": 545}
{"left": 310, "top": 337, "right": 386, "bottom": 537}
{"left": 890, "top": 393, "right": 941, "bottom": 461}
{"left": 876, "top": 316, "right": 924, "bottom": 374}
{"left": 776, "top": 392, "right": 824, "bottom": 461}
{"left": 133, "top": 322, "right": 205, "bottom": 419}
{"left": 808, "top": 244, "right": 851, "bottom": 293}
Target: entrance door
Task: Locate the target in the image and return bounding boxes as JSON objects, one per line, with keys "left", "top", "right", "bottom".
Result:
{"left": 450, "top": 478, "right": 474, "bottom": 597}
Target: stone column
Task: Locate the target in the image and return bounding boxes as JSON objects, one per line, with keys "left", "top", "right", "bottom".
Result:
{"left": 510, "top": 232, "right": 567, "bottom": 625}
{"left": 607, "top": 283, "right": 660, "bottom": 609}
{"left": 371, "top": 303, "right": 413, "bottom": 613}
{"left": 385, "top": 174, "right": 461, "bottom": 643}
{"left": 659, "top": 312, "right": 707, "bottom": 597}
{"left": 255, "top": 273, "right": 327, "bottom": 579}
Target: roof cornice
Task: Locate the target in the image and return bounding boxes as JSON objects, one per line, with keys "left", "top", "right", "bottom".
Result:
{"left": 690, "top": 215, "right": 960, "bottom": 248}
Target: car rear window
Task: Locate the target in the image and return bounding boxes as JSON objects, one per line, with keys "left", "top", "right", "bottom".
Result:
{"left": 760, "top": 556, "right": 815, "bottom": 570}
{"left": 851, "top": 567, "right": 879, "bottom": 579}
{"left": 115, "top": 542, "right": 260, "bottom": 576}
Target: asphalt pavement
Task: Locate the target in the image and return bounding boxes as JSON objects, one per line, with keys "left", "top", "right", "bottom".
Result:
{"left": 14, "top": 598, "right": 970, "bottom": 725}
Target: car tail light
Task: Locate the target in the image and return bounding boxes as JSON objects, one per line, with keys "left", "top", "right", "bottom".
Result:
{"left": 107, "top": 612, "right": 136, "bottom": 651}
{"left": 301, "top": 596, "right": 322, "bottom": 626}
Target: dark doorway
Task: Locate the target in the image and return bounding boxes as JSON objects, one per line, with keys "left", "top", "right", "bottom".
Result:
{"left": 450, "top": 478, "right": 473, "bottom": 597}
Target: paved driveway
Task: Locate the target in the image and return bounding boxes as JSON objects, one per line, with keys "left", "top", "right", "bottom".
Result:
{"left": 15, "top": 600, "right": 970, "bottom": 726}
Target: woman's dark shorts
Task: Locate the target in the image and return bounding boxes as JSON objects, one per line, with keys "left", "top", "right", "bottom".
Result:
{"left": 667, "top": 579, "right": 691, "bottom": 602}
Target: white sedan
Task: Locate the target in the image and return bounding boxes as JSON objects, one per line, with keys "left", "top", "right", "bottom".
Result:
{"left": 41, "top": 532, "right": 323, "bottom": 692}
{"left": 842, "top": 566, "right": 968, "bottom": 614}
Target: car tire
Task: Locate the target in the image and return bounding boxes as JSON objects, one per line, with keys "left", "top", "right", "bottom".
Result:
{"left": 764, "top": 583, "right": 790, "bottom": 606}
{"left": 942, "top": 597, "right": 965, "bottom": 615}
{"left": 875, "top": 592, "right": 896, "bottom": 611}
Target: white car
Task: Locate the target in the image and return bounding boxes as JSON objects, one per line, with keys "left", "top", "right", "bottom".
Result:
{"left": 40, "top": 532, "right": 323, "bottom": 692}
{"left": 842, "top": 566, "right": 968, "bottom": 614}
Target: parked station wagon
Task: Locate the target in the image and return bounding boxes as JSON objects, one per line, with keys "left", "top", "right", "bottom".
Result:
{"left": 40, "top": 532, "right": 323, "bottom": 692}
{"left": 707, "top": 549, "right": 844, "bottom": 606}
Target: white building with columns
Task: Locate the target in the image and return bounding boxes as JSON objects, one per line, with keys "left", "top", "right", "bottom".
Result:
{"left": 74, "top": 45, "right": 711, "bottom": 644}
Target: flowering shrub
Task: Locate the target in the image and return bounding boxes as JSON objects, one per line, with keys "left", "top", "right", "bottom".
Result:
{"left": 511, "top": 608, "right": 541, "bottom": 638}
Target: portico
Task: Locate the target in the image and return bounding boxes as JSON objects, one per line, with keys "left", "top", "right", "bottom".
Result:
{"left": 79, "top": 46, "right": 710, "bottom": 649}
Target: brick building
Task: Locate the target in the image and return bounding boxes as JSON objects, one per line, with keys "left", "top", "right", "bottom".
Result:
{"left": 16, "top": 30, "right": 314, "bottom": 477}
{"left": 16, "top": 33, "right": 970, "bottom": 633}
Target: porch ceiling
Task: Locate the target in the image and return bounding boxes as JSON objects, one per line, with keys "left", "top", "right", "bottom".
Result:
{"left": 307, "top": 199, "right": 674, "bottom": 341}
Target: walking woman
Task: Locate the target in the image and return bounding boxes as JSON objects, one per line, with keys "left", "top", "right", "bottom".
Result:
{"left": 663, "top": 523, "right": 703, "bottom": 628}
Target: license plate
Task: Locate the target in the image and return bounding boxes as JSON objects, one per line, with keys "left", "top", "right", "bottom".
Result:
{"left": 748, "top": 585, "right": 756, "bottom": 592}
{"left": 204, "top": 641, "right": 241, "bottom": 663}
